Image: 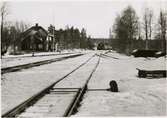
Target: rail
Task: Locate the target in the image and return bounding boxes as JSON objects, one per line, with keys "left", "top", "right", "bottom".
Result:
{"left": 64, "top": 54, "right": 101, "bottom": 116}
{"left": 1, "top": 53, "right": 83, "bottom": 74}
{"left": 2, "top": 54, "right": 95, "bottom": 117}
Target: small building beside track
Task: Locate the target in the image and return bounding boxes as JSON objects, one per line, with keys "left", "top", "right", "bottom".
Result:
{"left": 21, "top": 23, "right": 48, "bottom": 51}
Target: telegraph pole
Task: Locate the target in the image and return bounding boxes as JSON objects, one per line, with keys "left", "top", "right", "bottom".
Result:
{"left": 52, "top": 8, "right": 56, "bottom": 52}
{"left": 52, "top": 26, "right": 55, "bottom": 51}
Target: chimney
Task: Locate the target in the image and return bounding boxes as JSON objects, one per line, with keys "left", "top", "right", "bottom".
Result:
{"left": 35, "top": 23, "right": 38, "bottom": 27}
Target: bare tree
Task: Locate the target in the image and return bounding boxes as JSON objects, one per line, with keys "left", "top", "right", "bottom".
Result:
{"left": 12, "top": 21, "right": 31, "bottom": 52}
{"left": 1, "top": 2, "right": 9, "bottom": 41}
{"left": 137, "top": 22, "right": 142, "bottom": 40}
{"left": 1, "top": 2, "right": 9, "bottom": 54}
{"left": 158, "top": 10, "right": 167, "bottom": 52}
{"left": 113, "top": 6, "right": 139, "bottom": 54}
{"left": 143, "top": 8, "right": 153, "bottom": 50}
{"left": 148, "top": 10, "right": 153, "bottom": 40}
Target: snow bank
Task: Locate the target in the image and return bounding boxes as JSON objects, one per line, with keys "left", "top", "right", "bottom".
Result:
{"left": 137, "top": 57, "right": 166, "bottom": 70}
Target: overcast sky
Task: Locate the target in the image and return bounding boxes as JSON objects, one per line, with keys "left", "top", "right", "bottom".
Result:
{"left": 4, "top": 0, "right": 167, "bottom": 38}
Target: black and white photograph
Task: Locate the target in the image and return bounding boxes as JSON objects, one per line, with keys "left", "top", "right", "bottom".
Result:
{"left": 1, "top": 0, "right": 167, "bottom": 117}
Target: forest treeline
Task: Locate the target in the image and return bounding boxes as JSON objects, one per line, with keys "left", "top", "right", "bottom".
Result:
{"left": 1, "top": 21, "right": 31, "bottom": 52}
{"left": 1, "top": 2, "right": 94, "bottom": 53}
{"left": 110, "top": 6, "right": 166, "bottom": 54}
{"left": 1, "top": 2, "right": 166, "bottom": 54}
{"left": 52, "top": 26, "right": 94, "bottom": 50}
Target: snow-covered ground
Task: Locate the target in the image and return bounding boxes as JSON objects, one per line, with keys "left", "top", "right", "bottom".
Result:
{"left": 2, "top": 49, "right": 92, "bottom": 59}
{"left": 1, "top": 53, "right": 82, "bottom": 68}
{"left": 104, "top": 51, "right": 130, "bottom": 59}
{"left": 1, "top": 50, "right": 166, "bottom": 116}
{"left": 74, "top": 52, "right": 167, "bottom": 116}
{"left": 54, "top": 55, "right": 99, "bottom": 88}
{"left": 137, "top": 57, "right": 166, "bottom": 70}
{"left": 2, "top": 51, "right": 66, "bottom": 58}
{"left": 1, "top": 52, "right": 95, "bottom": 114}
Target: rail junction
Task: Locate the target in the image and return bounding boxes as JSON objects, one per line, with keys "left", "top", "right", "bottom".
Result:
{"left": 2, "top": 53, "right": 101, "bottom": 117}
{"left": 2, "top": 51, "right": 166, "bottom": 117}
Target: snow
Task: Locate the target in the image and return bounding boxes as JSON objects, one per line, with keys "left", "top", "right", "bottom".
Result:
{"left": 1, "top": 50, "right": 167, "bottom": 116}
{"left": 75, "top": 90, "right": 166, "bottom": 116}
{"left": 3, "top": 51, "right": 61, "bottom": 58}
{"left": 54, "top": 55, "right": 99, "bottom": 88}
{"left": 1, "top": 52, "right": 95, "bottom": 115}
{"left": 73, "top": 52, "right": 167, "bottom": 116}
{"left": 1, "top": 53, "right": 81, "bottom": 68}
{"left": 137, "top": 57, "right": 166, "bottom": 70}
{"left": 2, "top": 49, "right": 92, "bottom": 58}
{"left": 104, "top": 51, "right": 130, "bottom": 59}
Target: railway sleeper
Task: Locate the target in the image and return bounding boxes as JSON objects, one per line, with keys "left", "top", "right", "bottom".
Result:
{"left": 64, "top": 84, "right": 88, "bottom": 116}
{"left": 15, "top": 88, "right": 81, "bottom": 117}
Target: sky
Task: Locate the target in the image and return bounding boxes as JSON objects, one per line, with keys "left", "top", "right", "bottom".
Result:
{"left": 2, "top": 0, "right": 167, "bottom": 38}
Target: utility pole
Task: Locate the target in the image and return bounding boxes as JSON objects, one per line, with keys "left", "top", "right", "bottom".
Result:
{"left": 52, "top": 26, "right": 55, "bottom": 51}
{"left": 52, "top": 8, "right": 56, "bottom": 52}
{"left": 13, "top": 32, "right": 16, "bottom": 54}
{"left": 109, "top": 28, "right": 112, "bottom": 39}
{"left": 31, "top": 35, "right": 34, "bottom": 56}
{"left": 48, "top": 25, "right": 55, "bottom": 52}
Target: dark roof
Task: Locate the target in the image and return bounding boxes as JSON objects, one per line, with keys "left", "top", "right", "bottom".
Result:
{"left": 21, "top": 24, "right": 48, "bottom": 41}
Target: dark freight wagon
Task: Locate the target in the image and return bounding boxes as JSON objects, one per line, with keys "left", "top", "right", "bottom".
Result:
{"left": 132, "top": 49, "right": 166, "bottom": 58}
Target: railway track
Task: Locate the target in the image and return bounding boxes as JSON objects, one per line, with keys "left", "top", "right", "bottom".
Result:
{"left": 2, "top": 53, "right": 100, "bottom": 117}
{"left": 64, "top": 54, "right": 100, "bottom": 117}
{"left": 1, "top": 53, "right": 83, "bottom": 74}
{"left": 101, "top": 53, "right": 119, "bottom": 59}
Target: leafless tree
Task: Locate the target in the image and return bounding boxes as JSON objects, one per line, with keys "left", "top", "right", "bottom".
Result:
{"left": 1, "top": 2, "right": 9, "bottom": 42}
{"left": 12, "top": 21, "right": 31, "bottom": 52}
{"left": 148, "top": 10, "right": 153, "bottom": 41}
{"left": 143, "top": 8, "right": 153, "bottom": 50}
{"left": 113, "top": 6, "right": 139, "bottom": 54}
{"left": 158, "top": 10, "right": 167, "bottom": 52}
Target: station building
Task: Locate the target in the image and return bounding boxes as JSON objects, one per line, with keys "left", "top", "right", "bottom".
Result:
{"left": 21, "top": 23, "right": 48, "bottom": 51}
{"left": 21, "top": 23, "right": 57, "bottom": 52}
